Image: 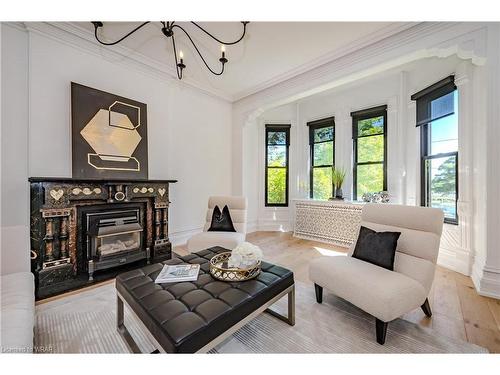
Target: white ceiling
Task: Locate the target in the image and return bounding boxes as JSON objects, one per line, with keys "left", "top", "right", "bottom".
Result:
{"left": 71, "top": 22, "right": 412, "bottom": 101}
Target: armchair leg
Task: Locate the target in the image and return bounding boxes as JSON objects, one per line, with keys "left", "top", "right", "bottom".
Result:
{"left": 421, "top": 298, "right": 432, "bottom": 317}
{"left": 314, "top": 283, "right": 323, "bottom": 303}
{"left": 375, "top": 319, "right": 388, "bottom": 345}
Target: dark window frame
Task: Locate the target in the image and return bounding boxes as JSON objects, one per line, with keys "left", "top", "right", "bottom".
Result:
{"left": 265, "top": 124, "right": 291, "bottom": 207}
{"left": 412, "top": 76, "right": 458, "bottom": 225}
{"left": 307, "top": 117, "right": 335, "bottom": 199}
{"left": 351, "top": 105, "right": 388, "bottom": 201}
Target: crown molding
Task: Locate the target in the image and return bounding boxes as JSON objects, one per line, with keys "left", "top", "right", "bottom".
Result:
{"left": 233, "top": 22, "right": 488, "bottom": 113}
{"left": 22, "top": 22, "right": 234, "bottom": 103}
{"left": 8, "top": 22, "right": 488, "bottom": 107}
{"left": 15, "top": 21, "right": 427, "bottom": 104}
{"left": 231, "top": 22, "right": 419, "bottom": 101}
{"left": 3, "top": 21, "right": 27, "bottom": 32}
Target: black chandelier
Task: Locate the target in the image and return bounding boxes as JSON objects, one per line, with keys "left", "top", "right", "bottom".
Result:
{"left": 91, "top": 21, "right": 249, "bottom": 80}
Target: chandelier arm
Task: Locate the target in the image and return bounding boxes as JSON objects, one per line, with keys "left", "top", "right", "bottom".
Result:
{"left": 94, "top": 22, "right": 151, "bottom": 46}
{"left": 171, "top": 24, "right": 224, "bottom": 76}
{"left": 190, "top": 21, "right": 248, "bottom": 45}
{"left": 171, "top": 34, "right": 183, "bottom": 80}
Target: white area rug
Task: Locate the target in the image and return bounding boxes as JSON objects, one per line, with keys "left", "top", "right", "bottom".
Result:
{"left": 35, "top": 281, "right": 487, "bottom": 353}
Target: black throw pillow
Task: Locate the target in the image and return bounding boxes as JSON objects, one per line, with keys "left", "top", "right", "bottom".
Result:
{"left": 208, "top": 205, "right": 236, "bottom": 232}
{"left": 352, "top": 226, "right": 401, "bottom": 271}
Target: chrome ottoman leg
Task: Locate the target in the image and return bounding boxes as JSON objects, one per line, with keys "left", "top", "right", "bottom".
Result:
{"left": 265, "top": 285, "right": 296, "bottom": 326}
{"left": 116, "top": 295, "right": 142, "bottom": 353}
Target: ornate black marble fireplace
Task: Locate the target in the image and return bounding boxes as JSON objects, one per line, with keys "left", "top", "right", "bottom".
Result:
{"left": 29, "top": 177, "right": 177, "bottom": 299}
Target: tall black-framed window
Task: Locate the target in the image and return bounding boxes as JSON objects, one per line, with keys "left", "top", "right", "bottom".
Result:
{"left": 265, "top": 124, "right": 291, "bottom": 207}
{"left": 351, "top": 105, "right": 387, "bottom": 201}
{"left": 411, "top": 75, "right": 458, "bottom": 225}
{"left": 308, "top": 117, "right": 335, "bottom": 200}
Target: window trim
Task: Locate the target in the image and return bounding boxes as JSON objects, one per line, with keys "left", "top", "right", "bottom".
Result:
{"left": 265, "top": 124, "right": 291, "bottom": 207}
{"left": 413, "top": 77, "right": 459, "bottom": 225}
{"left": 307, "top": 117, "right": 335, "bottom": 199}
{"left": 351, "top": 105, "right": 387, "bottom": 201}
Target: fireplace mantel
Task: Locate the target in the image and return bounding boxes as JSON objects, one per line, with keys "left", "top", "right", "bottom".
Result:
{"left": 29, "top": 177, "right": 177, "bottom": 299}
{"left": 29, "top": 177, "right": 178, "bottom": 183}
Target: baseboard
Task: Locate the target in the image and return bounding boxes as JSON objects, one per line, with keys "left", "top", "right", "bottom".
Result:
{"left": 168, "top": 222, "right": 290, "bottom": 247}
{"left": 437, "top": 246, "right": 472, "bottom": 276}
{"left": 169, "top": 227, "right": 203, "bottom": 247}
{"left": 471, "top": 262, "right": 500, "bottom": 299}
{"left": 255, "top": 220, "right": 291, "bottom": 232}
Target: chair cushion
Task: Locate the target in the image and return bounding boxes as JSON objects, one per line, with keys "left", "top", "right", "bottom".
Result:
{"left": 187, "top": 231, "right": 245, "bottom": 252}
{"left": 0, "top": 272, "right": 35, "bottom": 352}
{"left": 309, "top": 256, "right": 426, "bottom": 322}
{"left": 362, "top": 203, "right": 444, "bottom": 236}
{"left": 352, "top": 226, "right": 401, "bottom": 271}
{"left": 207, "top": 205, "right": 236, "bottom": 232}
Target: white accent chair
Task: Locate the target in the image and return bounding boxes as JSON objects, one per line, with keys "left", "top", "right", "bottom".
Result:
{"left": 309, "top": 203, "right": 444, "bottom": 344}
{"left": 186, "top": 196, "right": 247, "bottom": 252}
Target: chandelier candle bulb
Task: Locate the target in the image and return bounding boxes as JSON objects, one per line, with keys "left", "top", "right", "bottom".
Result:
{"left": 92, "top": 21, "right": 248, "bottom": 79}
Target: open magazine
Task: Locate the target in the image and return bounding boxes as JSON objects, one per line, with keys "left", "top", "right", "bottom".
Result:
{"left": 154, "top": 264, "right": 200, "bottom": 283}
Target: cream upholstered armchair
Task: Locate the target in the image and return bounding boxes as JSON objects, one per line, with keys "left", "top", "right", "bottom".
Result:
{"left": 186, "top": 196, "right": 247, "bottom": 252}
{"left": 309, "top": 203, "right": 444, "bottom": 344}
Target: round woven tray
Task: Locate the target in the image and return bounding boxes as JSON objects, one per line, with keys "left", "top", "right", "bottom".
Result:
{"left": 209, "top": 252, "right": 261, "bottom": 282}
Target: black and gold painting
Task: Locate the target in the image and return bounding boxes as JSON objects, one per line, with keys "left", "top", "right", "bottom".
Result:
{"left": 71, "top": 82, "right": 148, "bottom": 179}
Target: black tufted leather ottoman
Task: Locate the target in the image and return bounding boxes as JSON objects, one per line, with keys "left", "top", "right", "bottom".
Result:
{"left": 115, "top": 246, "right": 295, "bottom": 353}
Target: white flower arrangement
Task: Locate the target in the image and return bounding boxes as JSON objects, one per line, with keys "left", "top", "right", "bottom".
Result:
{"left": 228, "top": 242, "right": 263, "bottom": 269}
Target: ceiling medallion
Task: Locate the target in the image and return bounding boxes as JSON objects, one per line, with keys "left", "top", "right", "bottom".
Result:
{"left": 91, "top": 21, "right": 249, "bottom": 80}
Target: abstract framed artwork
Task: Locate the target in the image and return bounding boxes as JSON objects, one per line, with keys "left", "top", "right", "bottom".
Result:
{"left": 71, "top": 82, "right": 148, "bottom": 179}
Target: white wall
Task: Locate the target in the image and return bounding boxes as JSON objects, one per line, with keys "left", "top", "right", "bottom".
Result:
{"left": 1, "top": 25, "right": 30, "bottom": 275}
{"left": 471, "top": 23, "right": 500, "bottom": 299}
{"left": 0, "top": 23, "right": 233, "bottom": 274}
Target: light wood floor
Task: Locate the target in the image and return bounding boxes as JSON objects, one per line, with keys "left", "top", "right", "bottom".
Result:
{"left": 174, "top": 231, "right": 500, "bottom": 353}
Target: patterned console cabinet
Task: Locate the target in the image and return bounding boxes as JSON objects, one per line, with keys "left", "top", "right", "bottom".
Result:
{"left": 293, "top": 199, "right": 363, "bottom": 248}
